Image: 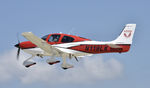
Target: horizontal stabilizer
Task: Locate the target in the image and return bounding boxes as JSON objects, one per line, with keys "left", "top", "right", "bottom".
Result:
{"left": 107, "top": 44, "right": 121, "bottom": 48}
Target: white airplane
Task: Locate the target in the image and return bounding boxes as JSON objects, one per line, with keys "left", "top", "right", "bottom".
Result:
{"left": 15, "top": 24, "right": 136, "bottom": 69}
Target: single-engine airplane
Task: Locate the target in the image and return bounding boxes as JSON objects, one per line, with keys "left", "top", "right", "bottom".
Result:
{"left": 15, "top": 24, "right": 136, "bottom": 69}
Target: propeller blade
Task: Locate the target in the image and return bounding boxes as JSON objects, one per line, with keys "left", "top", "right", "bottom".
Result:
{"left": 16, "top": 33, "right": 21, "bottom": 60}
{"left": 17, "top": 47, "right": 20, "bottom": 60}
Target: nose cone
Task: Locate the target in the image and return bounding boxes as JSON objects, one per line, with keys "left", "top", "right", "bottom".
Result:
{"left": 14, "top": 44, "right": 19, "bottom": 48}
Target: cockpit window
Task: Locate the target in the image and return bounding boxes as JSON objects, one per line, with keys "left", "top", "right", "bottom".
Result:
{"left": 48, "top": 35, "right": 60, "bottom": 42}
{"left": 41, "top": 34, "right": 49, "bottom": 40}
{"left": 61, "top": 36, "right": 74, "bottom": 43}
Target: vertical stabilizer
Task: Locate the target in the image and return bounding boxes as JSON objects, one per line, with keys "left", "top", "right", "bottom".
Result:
{"left": 113, "top": 24, "right": 136, "bottom": 44}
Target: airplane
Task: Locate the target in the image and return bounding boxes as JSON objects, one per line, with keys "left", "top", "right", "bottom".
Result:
{"left": 14, "top": 24, "right": 136, "bottom": 69}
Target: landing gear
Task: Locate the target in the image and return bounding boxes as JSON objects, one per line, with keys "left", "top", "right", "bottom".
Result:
{"left": 61, "top": 63, "right": 73, "bottom": 70}
{"left": 23, "top": 61, "right": 36, "bottom": 68}
{"left": 22, "top": 54, "right": 75, "bottom": 70}
{"left": 23, "top": 55, "right": 36, "bottom": 68}
{"left": 46, "top": 58, "right": 60, "bottom": 65}
{"left": 61, "top": 55, "right": 74, "bottom": 70}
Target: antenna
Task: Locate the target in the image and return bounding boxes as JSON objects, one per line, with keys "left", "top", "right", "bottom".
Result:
{"left": 68, "top": 28, "right": 75, "bottom": 35}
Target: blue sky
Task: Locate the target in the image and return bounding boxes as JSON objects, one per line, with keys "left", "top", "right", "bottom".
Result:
{"left": 0, "top": 0, "right": 150, "bottom": 88}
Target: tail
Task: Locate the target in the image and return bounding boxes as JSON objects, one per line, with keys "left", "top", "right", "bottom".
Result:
{"left": 113, "top": 24, "right": 136, "bottom": 44}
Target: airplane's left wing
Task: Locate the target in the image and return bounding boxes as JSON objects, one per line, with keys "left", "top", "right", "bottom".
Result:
{"left": 22, "top": 32, "right": 92, "bottom": 57}
{"left": 22, "top": 32, "right": 60, "bottom": 55}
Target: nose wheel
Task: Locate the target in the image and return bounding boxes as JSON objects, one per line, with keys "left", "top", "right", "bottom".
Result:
{"left": 23, "top": 55, "right": 36, "bottom": 68}
{"left": 23, "top": 61, "right": 36, "bottom": 68}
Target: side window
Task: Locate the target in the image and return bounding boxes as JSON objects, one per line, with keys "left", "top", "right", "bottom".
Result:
{"left": 61, "top": 36, "right": 74, "bottom": 43}
{"left": 48, "top": 35, "right": 60, "bottom": 42}
{"left": 41, "top": 34, "right": 49, "bottom": 41}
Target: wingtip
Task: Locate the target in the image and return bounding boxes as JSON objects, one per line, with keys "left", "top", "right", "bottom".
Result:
{"left": 22, "top": 32, "right": 32, "bottom": 36}
{"left": 126, "top": 24, "right": 136, "bottom": 26}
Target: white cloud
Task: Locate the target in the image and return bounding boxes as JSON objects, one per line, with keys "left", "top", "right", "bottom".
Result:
{"left": 0, "top": 49, "right": 123, "bottom": 85}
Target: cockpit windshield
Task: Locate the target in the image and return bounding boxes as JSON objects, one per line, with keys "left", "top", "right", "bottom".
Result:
{"left": 41, "top": 34, "right": 49, "bottom": 40}
{"left": 48, "top": 35, "right": 60, "bottom": 42}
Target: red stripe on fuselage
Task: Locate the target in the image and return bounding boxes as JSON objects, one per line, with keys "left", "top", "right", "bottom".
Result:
{"left": 68, "top": 44, "right": 131, "bottom": 54}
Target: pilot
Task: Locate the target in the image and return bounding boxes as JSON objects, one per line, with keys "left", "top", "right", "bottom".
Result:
{"left": 53, "top": 38, "right": 58, "bottom": 42}
{"left": 53, "top": 36, "right": 59, "bottom": 42}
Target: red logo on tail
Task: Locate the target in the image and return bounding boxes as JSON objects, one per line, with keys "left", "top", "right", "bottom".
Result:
{"left": 124, "top": 30, "right": 132, "bottom": 38}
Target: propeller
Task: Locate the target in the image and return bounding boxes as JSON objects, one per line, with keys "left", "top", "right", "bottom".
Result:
{"left": 16, "top": 44, "right": 20, "bottom": 60}
{"left": 14, "top": 33, "right": 21, "bottom": 60}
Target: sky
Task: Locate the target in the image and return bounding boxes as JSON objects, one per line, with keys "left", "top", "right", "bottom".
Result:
{"left": 0, "top": 0, "right": 150, "bottom": 88}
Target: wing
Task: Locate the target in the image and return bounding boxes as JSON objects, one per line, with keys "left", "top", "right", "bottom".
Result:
{"left": 22, "top": 32, "right": 91, "bottom": 57}
{"left": 22, "top": 32, "right": 60, "bottom": 55}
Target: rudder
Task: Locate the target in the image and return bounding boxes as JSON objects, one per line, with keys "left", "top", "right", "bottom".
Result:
{"left": 113, "top": 24, "right": 136, "bottom": 44}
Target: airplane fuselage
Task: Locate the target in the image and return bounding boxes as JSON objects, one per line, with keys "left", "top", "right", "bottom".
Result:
{"left": 21, "top": 40, "right": 131, "bottom": 57}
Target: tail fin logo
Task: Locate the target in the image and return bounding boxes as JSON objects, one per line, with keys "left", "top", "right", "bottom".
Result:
{"left": 124, "top": 30, "right": 132, "bottom": 38}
